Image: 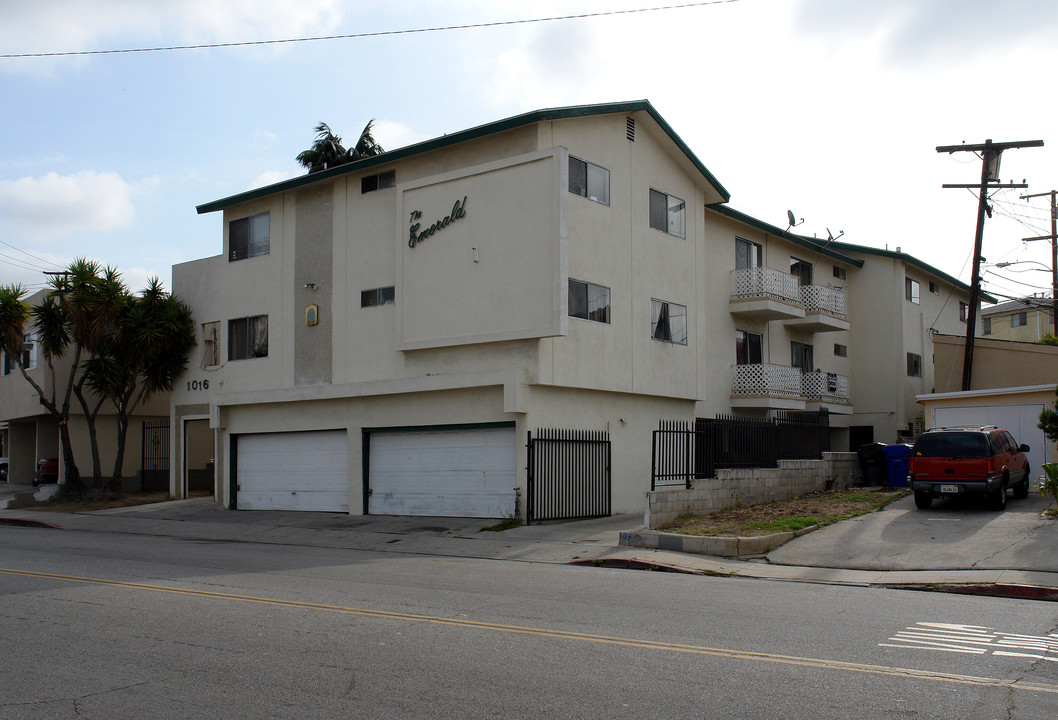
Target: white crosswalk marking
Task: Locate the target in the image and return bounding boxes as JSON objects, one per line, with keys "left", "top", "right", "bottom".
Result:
{"left": 881, "top": 623, "right": 1058, "bottom": 662}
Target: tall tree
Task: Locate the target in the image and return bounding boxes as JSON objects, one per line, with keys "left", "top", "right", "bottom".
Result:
{"left": 295, "top": 119, "right": 384, "bottom": 174}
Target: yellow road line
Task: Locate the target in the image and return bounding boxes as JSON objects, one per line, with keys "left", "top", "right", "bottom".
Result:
{"left": 5, "top": 567, "right": 1057, "bottom": 695}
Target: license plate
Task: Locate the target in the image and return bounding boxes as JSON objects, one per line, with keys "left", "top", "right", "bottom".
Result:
{"left": 939, "top": 484, "right": 959, "bottom": 494}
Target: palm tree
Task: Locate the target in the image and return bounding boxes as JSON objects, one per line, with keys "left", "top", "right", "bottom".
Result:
{"left": 296, "top": 120, "right": 384, "bottom": 174}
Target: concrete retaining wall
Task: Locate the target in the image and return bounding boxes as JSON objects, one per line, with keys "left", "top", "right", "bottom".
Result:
{"left": 645, "top": 452, "right": 861, "bottom": 528}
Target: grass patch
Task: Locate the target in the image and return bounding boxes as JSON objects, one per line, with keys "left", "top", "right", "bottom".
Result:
{"left": 661, "top": 488, "right": 909, "bottom": 537}
{"left": 478, "top": 515, "right": 524, "bottom": 532}
{"left": 33, "top": 491, "right": 172, "bottom": 513}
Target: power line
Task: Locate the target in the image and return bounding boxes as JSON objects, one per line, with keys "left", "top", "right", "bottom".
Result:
{"left": 0, "top": 1, "right": 742, "bottom": 59}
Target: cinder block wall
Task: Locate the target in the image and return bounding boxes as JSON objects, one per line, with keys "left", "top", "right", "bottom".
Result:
{"left": 645, "top": 452, "right": 862, "bottom": 528}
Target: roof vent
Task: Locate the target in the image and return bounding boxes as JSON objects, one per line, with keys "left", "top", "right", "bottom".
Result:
{"left": 626, "top": 117, "right": 635, "bottom": 142}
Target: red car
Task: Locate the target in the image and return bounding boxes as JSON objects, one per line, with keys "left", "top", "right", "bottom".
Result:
{"left": 33, "top": 458, "right": 58, "bottom": 486}
{"left": 908, "top": 426, "right": 1030, "bottom": 510}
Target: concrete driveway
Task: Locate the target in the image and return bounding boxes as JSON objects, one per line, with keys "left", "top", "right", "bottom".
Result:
{"left": 767, "top": 492, "right": 1058, "bottom": 572}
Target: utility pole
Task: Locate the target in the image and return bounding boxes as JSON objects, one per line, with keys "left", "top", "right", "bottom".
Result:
{"left": 1020, "top": 190, "right": 1058, "bottom": 335}
{"left": 936, "top": 138, "right": 1043, "bottom": 391}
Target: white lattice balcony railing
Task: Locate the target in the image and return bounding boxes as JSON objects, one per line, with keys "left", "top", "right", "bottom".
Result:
{"left": 729, "top": 267, "right": 801, "bottom": 305}
{"left": 799, "top": 284, "right": 847, "bottom": 318}
{"left": 731, "top": 363, "right": 803, "bottom": 398}
{"left": 801, "top": 370, "right": 850, "bottom": 404}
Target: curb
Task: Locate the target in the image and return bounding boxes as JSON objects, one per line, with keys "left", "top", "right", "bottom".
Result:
{"left": 619, "top": 525, "right": 818, "bottom": 557}
{"left": 904, "top": 583, "right": 1058, "bottom": 603}
{"left": 0, "top": 517, "right": 61, "bottom": 529}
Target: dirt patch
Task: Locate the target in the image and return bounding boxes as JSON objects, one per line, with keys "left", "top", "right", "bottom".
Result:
{"left": 660, "top": 488, "right": 908, "bottom": 537}
{"left": 32, "top": 491, "right": 173, "bottom": 513}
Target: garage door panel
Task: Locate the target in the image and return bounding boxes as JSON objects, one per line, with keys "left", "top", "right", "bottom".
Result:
{"left": 237, "top": 430, "right": 349, "bottom": 512}
{"left": 369, "top": 428, "right": 516, "bottom": 518}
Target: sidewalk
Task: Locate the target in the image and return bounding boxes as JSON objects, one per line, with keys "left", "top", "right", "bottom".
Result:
{"left": 2, "top": 494, "right": 1057, "bottom": 598}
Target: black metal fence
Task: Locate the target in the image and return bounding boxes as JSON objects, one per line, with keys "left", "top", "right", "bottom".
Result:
{"left": 141, "top": 420, "right": 169, "bottom": 492}
{"left": 651, "top": 411, "right": 830, "bottom": 489}
{"left": 526, "top": 428, "right": 611, "bottom": 524}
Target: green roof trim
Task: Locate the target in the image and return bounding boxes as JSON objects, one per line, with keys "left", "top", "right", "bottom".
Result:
{"left": 826, "top": 240, "right": 997, "bottom": 304}
{"left": 197, "top": 100, "right": 730, "bottom": 215}
{"left": 705, "top": 204, "right": 864, "bottom": 267}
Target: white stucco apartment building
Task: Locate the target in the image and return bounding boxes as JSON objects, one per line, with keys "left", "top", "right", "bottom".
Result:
{"left": 170, "top": 100, "right": 978, "bottom": 518}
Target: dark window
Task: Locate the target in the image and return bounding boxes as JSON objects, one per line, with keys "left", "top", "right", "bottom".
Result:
{"left": 959, "top": 302, "right": 968, "bottom": 322}
{"left": 790, "top": 258, "right": 813, "bottom": 286}
{"left": 906, "top": 352, "right": 922, "bottom": 377}
{"left": 229, "top": 212, "right": 270, "bottom": 262}
{"left": 929, "top": 281, "right": 940, "bottom": 294}
{"left": 983, "top": 317, "right": 992, "bottom": 334}
{"left": 361, "top": 286, "right": 395, "bottom": 307}
{"left": 649, "top": 189, "right": 685, "bottom": 238}
{"left": 736, "top": 238, "right": 762, "bottom": 270}
{"left": 791, "top": 341, "right": 813, "bottom": 371}
{"left": 735, "top": 330, "right": 763, "bottom": 365}
{"left": 228, "top": 315, "right": 268, "bottom": 360}
{"left": 568, "top": 279, "right": 611, "bottom": 323}
{"left": 833, "top": 266, "right": 847, "bottom": 281}
{"left": 905, "top": 277, "right": 920, "bottom": 304}
{"left": 834, "top": 343, "right": 848, "bottom": 358}
{"left": 568, "top": 157, "right": 609, "bottom": 205}
{"left": 913, "top": 432, "right": 989, "bottom": 458}
{"left": 1012, "top": 311, "right": 1028, "bottom": 327}
{"left": 650, "top": 298, "right": 687, "bottom": 344}
{"left": 361, "top": 170, "right": 396, "bottom": 193}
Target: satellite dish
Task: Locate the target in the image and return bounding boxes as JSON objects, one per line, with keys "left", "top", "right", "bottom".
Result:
{"left": 787, "top": 209, "right": 796, "bottom": 227}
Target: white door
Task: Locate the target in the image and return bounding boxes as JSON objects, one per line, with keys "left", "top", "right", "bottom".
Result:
{"left": 369, "top": 427, "right": 516, "bottom": 518}
{"left": 932, "top": 404, "right": 1048, "bottom": 474}
{"left": 236, "top": 430, "right": 349, "bottom": 511}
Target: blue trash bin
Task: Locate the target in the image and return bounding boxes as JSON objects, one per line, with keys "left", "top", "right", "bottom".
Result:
{"left": 883, "top": 443, "right": 912, "bottom": 487}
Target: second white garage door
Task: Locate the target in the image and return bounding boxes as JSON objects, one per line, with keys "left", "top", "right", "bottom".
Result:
{"left": 236, "top": 430, "right": 349, "bottom": 511}
{"left": 368, "top": 427, "right": 516, "bottom": 518}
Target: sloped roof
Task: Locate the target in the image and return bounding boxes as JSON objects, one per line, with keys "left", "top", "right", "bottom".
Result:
{"left": 705, "top": 204, "right": 864, "bottom": 267}
{"left": 198, "top": 100, "right": 730, "bottom": 214}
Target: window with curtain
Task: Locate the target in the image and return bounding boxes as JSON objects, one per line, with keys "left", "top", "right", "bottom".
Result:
{"left": 651, "top": 298, "right": 687, "bottom": 344}
{"left": 735, "top": 330, "right": 762, "bottom": 364}
{"left": 568, "top": 278, "right": 611, "bottom": 323}
{"left": 229, "top": 315, "right": 268, "bottom": 360}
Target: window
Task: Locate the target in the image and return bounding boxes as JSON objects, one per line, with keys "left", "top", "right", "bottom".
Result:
{"left": 735, "top": 330, "right": 762, "bottom": 365}
{"left": 1012, "top": 311, "right": 1028, "bottom": 327}
{"left": 983, "top": 317, "right": 992, "bottom": 335}
{"left": 650, "top": 299, "right": 687, "bottom": 344}
{"left": 649, "top": 189, "right": 685, "bottom": 238}
{"left": 834, "top": 343, "right": 848, "bottom": 358}
{"left": 361, "top": 286, "right": 395, "bottom": 307}
{"left": 929, "top": 281, "right": 940, "bottom": 294}
{"left": 3, "top": 333, "right": 36, "bottom": 375}
{"left": 791, "top": 341, "right": 813, "bottom": 371}
{"left": 907, "top": 352, "right": 922, "bottom": 377}
{"left": 568, "top": 279, "right": 611, "bottom": 323}
{"left": 790, "top": 258, "right": 813, "bottom": 286}
{"left": 202, "top": 321, "right": 220, "bottom": 368}
{"left": 229, "top": 212, "right": 270, "bottom": 262}
{"left": 568, "top": 157, "right": 609, "bottom": 205}
{"left": 959, "top": 302, "right": 968, "bottom": 322}
{"left": 736, "top": 238, "right": 762, "bottom": 270}
{"left": 228, "top": 315, "right": 268, "bottom": 360}
{"left": 833, "top": 266, "right": 847, "bottom": 281}
{"left": 361, "top": 170, "right": 396, "bottom": 194}
{"left": 905, "top": 277, "right": 920, "bottom": 304}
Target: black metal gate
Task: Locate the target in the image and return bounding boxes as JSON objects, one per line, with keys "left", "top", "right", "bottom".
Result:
{"left": 141, "top": 420, "right": 169, "bottom": 492}
{"left": 526, "top": 428, "right": 610, "bottom": 524}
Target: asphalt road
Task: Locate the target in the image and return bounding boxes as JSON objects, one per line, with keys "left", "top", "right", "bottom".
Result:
{"left": 2, "top": 524, "right": 1056, "bottom": 719}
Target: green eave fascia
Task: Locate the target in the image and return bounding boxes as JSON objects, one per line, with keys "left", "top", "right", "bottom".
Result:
{"left": 827, "top": 240, "right": 997, "bottom": 304}
{"left": 197, "top": 100, "right": 730, "bottom": 215}
{"left": 705, "top": 204, "right": 864, "bottom": 268}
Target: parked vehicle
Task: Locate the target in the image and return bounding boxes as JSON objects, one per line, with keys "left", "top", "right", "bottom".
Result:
{"left": 908, "top": 426, "right": 1030, "bottom": 510}
{"left": 33, "top": 458, "right": 58, "bottom": 487}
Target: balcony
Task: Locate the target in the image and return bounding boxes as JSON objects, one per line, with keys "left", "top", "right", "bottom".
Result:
{"left": 784, "top": 284, "right": 849, "bottom": 332}
{"left": 728, "top": 267, "right": 805, "bottom": 321}
{"left": 731, "top": 364, "right": 851, "bottom": 413}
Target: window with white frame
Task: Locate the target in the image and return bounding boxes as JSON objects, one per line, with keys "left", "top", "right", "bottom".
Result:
{"left": 735, "top": 330, "right": 762, "bottom": 365}
{"left": 228, "top": 315, "right": 268, "bottom": 360}
{"left": 229, "top": 212, "right": 270, "bottom": 262}
{"left": 202, "top": 321, "right": 220, "bottom": 368}
{"left": 650, "top": 298, "right": 687, "bottom": 344}
{"left": 649, "top": 189, "right": 685, "bottom": 238}
{"left": 1012, "top": 311, "right": 1028, "bottom": 327}
{"left": 361, "top": 286, "right": 395, "bottom": 307}
{"left": 905, "top": 277, "right": 920, "bottom": 304}
{"left": 568, "top": 278, "right": 611, "bottom": 323}
{"left": 736, "top": 238, "right": 762, "bottom": 270}
{"left": 907, "top": 352, "right": 922, "bottom": 377}
{"left": 2, "top": 333, "right": 36, "bottom": 375}
{"left": 568, "top": 157, "right": 609, "bottom": 205}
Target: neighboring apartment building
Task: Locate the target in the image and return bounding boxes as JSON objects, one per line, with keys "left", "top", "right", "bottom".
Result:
{"left": 0, "top": 290, "right": 168, "bottom": 488}
{"left": 170, "top": 100, "right": 978, "bottom": 518}
{"left": 981, "top": 296, "right": 1055, "bottom": 342}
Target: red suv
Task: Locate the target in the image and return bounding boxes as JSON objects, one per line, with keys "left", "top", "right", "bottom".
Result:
{"left": 908, "top": 426, "right": 1030, "bottom": 510}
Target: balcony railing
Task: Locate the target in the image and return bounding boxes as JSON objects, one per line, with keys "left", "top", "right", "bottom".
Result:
{"left": 729, "top": 267, "right": 801, "bottom": 305}
{"left": 732, "top": 364, "right": 850, "bottom": 404}
{"left": 799, "top": 284, "right": 847, "bottom": 318}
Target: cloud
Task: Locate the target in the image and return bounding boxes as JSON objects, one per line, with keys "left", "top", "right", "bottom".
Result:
{"left": 0, "top": 171, "right": 136, "bottom": 237}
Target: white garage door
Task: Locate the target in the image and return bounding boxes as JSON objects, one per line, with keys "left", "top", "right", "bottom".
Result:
{"left": 369, "top": 427, "right": 516, "bottom": 518}
{"left": 237, "top": 430, "right": 349, "bottom": 511}
{"left": 932, "top": 404, "right": 1049, "bottom": 475}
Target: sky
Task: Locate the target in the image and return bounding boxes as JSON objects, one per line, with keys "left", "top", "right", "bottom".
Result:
{"left": 2, "top": 0, "right": 1057, "bottom": 306}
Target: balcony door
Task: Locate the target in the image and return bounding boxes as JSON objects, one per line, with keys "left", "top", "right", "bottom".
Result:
{"left": 791, "top": 341, "right": 813, "bottom": 372}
